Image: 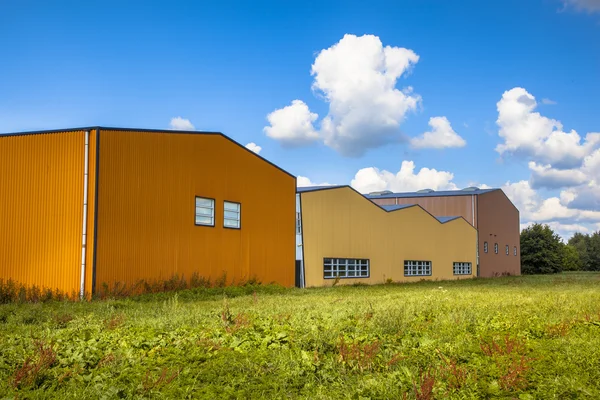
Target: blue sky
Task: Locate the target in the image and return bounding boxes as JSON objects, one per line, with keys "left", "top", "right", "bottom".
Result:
{"left": 1, "top": 0, "right": 599, "bottom": 238}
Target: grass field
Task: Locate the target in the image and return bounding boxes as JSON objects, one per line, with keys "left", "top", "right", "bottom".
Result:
{"left": 1, "top": 273, "right": 600, "bottom": 399}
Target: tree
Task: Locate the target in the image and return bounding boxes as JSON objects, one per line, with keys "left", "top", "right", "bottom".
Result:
{"left": 561, "top": 244, "right": 581, "bottom": 271}
{"left": 589, "top": 231, "right": 600, "bottom": 271}
{"left": 520, "top": 223, "right": 563, "bottom": 274}
{"left": 568, "top": 233, "right": 592, "bottom": 270}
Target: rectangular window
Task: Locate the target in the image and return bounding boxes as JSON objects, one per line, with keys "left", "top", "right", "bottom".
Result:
{"left": 195, "top": 197, "right": 214, "bottom": 226}
{"left": 404, "top": 260, "right": 432, "bottom": 276}
{"left": 453, "top": 262, "right": 472, "bottom": 275}
{"left": 296, "top": 212, "right": 302, "bottom": 234}
{"left": 224, "top": 201, "right": 241, "bottom": 229}
{"left": 506, "top": 245, "right": 509, "bottom": 255}
{"left": 514, "top": 246, "right": 517, "bottom": 256}
{"left": 484, "top": 242, "right": 488, "bottom": 253}
{"left": 494, "top": 243, "right": 498, "bottom": 254}
{"left": 323, "top": 258, "right": 369, "bottom": 279}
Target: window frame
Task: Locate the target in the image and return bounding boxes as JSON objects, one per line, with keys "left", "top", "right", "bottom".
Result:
{"left": 323, "top": 258, "right": 370, "bottom": 279}
{"left": 296, "top": 212, "right": 302, "bottom": 235}
{"left": 194, "top": 196, "right": 215, "bottom": 227}
{"left": 404, "top": 260, "right": 432, "bottom": 277}
{"left": 483, "top": 242, "right": 488, "bottom": 253}
{"left": 494, "top": 243, "right": 499, "bottom": 254}
{"left": 223, "top": 200, "right": 241, "bottom": 230}
{"left": 453, "top": 262, "right": 472, "bottom": 275}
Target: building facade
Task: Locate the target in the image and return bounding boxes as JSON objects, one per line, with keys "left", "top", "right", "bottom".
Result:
{"left": 296, "top": 186, "right": 478, "bottom": 287}
{"left": 368, "top": 188, "right": 521, "bottom": 277}
{"left": 0, "top": 127, "right": 296, "bottom": 296}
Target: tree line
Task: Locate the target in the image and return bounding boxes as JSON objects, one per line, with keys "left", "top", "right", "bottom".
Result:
{"left": 520, "top": 223, "right": 600, "bottom": 274}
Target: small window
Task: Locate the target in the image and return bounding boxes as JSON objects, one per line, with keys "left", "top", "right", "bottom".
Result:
{"left": 195, "top": 197, "right": 214, "bottom": 226}
{"left": 484, "top": 242, "right": 488, "bottom": 253}
{"left": 505, "top": 245, "right": 509, "bottom": 255}
{"left": 296, "top": 212, "right": 302, "bottom": 235}
{"left": 323, "top": 258, "right": 369, "bottom": 279}
{"left": 514, "top": 246, "right": 517, "bottom": 256}
{"left": 494, "top": 243, "right": 498, "bottom": 254}
{"left": 453, "top": 262, "right": 472, "bottom": 275}
{"left": 404, "top": 260, "right": 432, "bottom": 276}
{"left": 224, "top": 201, "right": 241, "bottom": 229}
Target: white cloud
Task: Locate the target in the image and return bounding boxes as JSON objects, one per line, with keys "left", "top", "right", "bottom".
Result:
{"left": 528, "top": 161, "right": 587, "bottom": 189}
{"left": 350, "top": 160, "right": 457, "bottom": 194}
{"left": 562, "top": 0, "right": 600, "bottom": 13}
{"left": 296, "top": 176, "right": 333, "bottom": 187}
{"left": 541, "top": 98, "right": 557, "bottom": 105}
{"left": 496, "top": 87, "right": 600, "bottom": 169}
{"left": 263, "top": 100, "right": 319, "bottom": 147}
{"left": 169, "top": 117, "right": 195, "bottom": 131}
{"left": 265, "top": 34, "right": 422, "bottom": 157}
{"left": 410, "top": 116, "right": 466, "bottom": 149}
{"left": 245, "top": 142, "right": 262, "bottom": 154}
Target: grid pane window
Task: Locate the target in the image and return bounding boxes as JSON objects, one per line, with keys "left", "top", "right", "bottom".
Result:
{"left": 195, "top": 197, "right": 214, "bottom": 226}
{"left": 453, "top": 262, "right": 472, "bottom": 275}
{"left": 404, "top": 260, "right": 432, "bottom": 276}
{"left": 494, "top": 243, "right": 499, "bottom": 254}
{"left": 224, "top": 201, "right": 241, "bottom": 228}
{"left": 323, "top": 258, "right": 369, "bottom": 279}
{"left": 296, "top": 212, "right": 302, "bottom": 234}
{"left": 484, "top": 242, "right": 488, "bottom": 253}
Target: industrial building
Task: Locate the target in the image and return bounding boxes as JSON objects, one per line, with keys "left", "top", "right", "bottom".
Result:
{"left": 367, "top": 188, "right": 520, "bottom": 277}
{"left": 296, "top": 186, "right": 478, "bottom": 287}
{"left": 0, "top": 127, "right": 296, "bottom": 296}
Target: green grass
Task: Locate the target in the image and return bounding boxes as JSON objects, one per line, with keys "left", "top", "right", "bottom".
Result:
{"left": 1, "top": 273, "right": 600, "bottom": 399}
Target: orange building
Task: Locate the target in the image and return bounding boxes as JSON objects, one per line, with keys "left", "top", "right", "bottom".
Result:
{"left": 0, "top": 127, "right": 296, "bottom": 296}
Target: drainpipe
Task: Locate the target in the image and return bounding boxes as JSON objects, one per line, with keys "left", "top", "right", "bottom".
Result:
{"left": 80, "top": 131, "right": 90, "bottom": 299}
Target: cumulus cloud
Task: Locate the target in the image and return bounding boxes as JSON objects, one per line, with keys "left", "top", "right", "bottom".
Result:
{"left": 265, "top": 34, "right": 422, "bottom": 157}
{"left": 562, "top": 0, "right": 600, "bottom": 13}
{"left": 496, "top": 87, "right": 600, "bottom": 169}
{"left": 350, "top": 161, "right": 457, "bottom": 194}
{"left": 263, "top": 100, "right": 319, "bottom": 146}
{"left": 528, "top": 161, "right": 586, "bottom": 189}
{"left": 410, "top": 116, "right": 466, "bottom": 149}
{"left": 169, "top": 117, "right": 195, "bottom": 131}
{"left": 296, "top": 176, "right": 333, "bottom": 187}
{"left": 245, "top": 142, "right": 262, "bottom": 154}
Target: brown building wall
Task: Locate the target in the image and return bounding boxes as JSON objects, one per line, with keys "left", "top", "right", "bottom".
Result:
{"left": 370, "top": 195, "right": 478, "bottom": 226}
{"left": 94, "top": 129, "right": 296, "bottom": 290}
{"left": 477, "top": 190, "right": 521, "bottom": 277}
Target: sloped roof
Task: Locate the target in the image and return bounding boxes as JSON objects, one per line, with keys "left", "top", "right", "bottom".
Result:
{"left": 366, "top": 188, "right": 499, "bottom": 199}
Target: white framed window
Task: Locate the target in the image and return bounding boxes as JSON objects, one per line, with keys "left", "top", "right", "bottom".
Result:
{"left": 195, "top": 197, "right": 214, "bottom": 227}
{"left": 514, "top": 246, "right": 517, "bottom": 256}
{"left": 484, "top": 242, "right": 488, "bottom": 253}
{"left": 494, "top": 243, "right": 498, "bottom": 254}
{"left": 505, "top": 245, "right": 509, "bottom": 255}
{"left": 404, "top": 260, "right": 432, "bottom": 276}
{"left": 453, "top": 262, "right": 472, "bottom": 275}
{"left": 323, "top": 258, "right": 369, "bottom": 279}
{"left": 296, "top": 212, "right": 302, "bottom": 235}
{"left": 224, "top": 201, "right": 241, "bottom": 229}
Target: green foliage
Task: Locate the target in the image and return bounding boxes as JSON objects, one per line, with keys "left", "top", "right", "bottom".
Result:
{"left": 520, "top": 223, "right": 563, "bottom": 274}
{"left": 1, "top": 274, "right": 600, "bottom": 398}
{"left": 568, "top": 231, "right": 600, "bottom": 271}
{"left": 562, "top": 244, "right": 581, "bottom": 271}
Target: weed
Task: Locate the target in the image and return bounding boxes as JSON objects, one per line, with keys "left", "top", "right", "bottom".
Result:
{"left": 337, "top": 337, "right": 380, "bottom": 372}
{"left": 104, "top": 313, "right": 126, "bottom": 330}
{"left": 141, "top": 367, "right": 180, "bottom": 393}
{"left": 11, "top": 340, "right": 57, "bottom": 389}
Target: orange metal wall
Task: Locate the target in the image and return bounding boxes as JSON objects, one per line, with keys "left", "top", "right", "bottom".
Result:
{"left": 0, "top": 130, "right": 97, "bottom": 295}
{"left": 94, "top": 129, "right": 296, "bottom": 289}
{"left": 370, "top": 195, "right": 477, "bottom": 226}
{"left": 477, "top": 190, "right": 521, "bottom": 277}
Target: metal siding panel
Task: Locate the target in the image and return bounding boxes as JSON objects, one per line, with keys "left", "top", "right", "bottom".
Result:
{"left": 302, "top": 188, "right": 477, "bottom": 287}
{"left": 371, "top": 195, "right": 475, "bottom": 226}
{"left": 95, "top": 130, "right": 295, "bottom": 289}
{"left": 0, "top": 131, "right": 85, "bottom": 294}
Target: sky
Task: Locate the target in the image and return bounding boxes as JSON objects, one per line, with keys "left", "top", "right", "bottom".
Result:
{"left": 1, "top": 0, "right": 599, "bottom": 239}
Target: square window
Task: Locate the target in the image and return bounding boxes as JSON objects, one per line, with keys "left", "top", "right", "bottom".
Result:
{"left": 195, "top": 197, "right": 214, "bottom": 227}
{"left": 453, "top": 262, "right": 472, "bottom": 275}
{"left": 224, "top": 201, "right": 241, "bottom": 229}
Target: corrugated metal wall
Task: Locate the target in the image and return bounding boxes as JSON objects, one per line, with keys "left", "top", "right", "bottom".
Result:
{"left": 301, "top": 187, "right": 478, "bottom": 287}
{"left": 0, "top": 130, "right": 95, "bottom": 295}
{"left": 94, "top": 129, "right": 296, "bottom": 289}
{"left": 370, "top": 195, "right": 477, "bottom": 226}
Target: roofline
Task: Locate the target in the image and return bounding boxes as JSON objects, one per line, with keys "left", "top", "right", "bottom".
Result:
{"left": 366, "top": 188, "right": 501, "bottom": 199}
{"left": 478, "top": 187, "right": 519, "bottom": 214}
{"left": 299, "top": 185, "right": 476, "bottom": 229}
{"left": 0, "top": 126, "right": 296, "bottom": 179}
